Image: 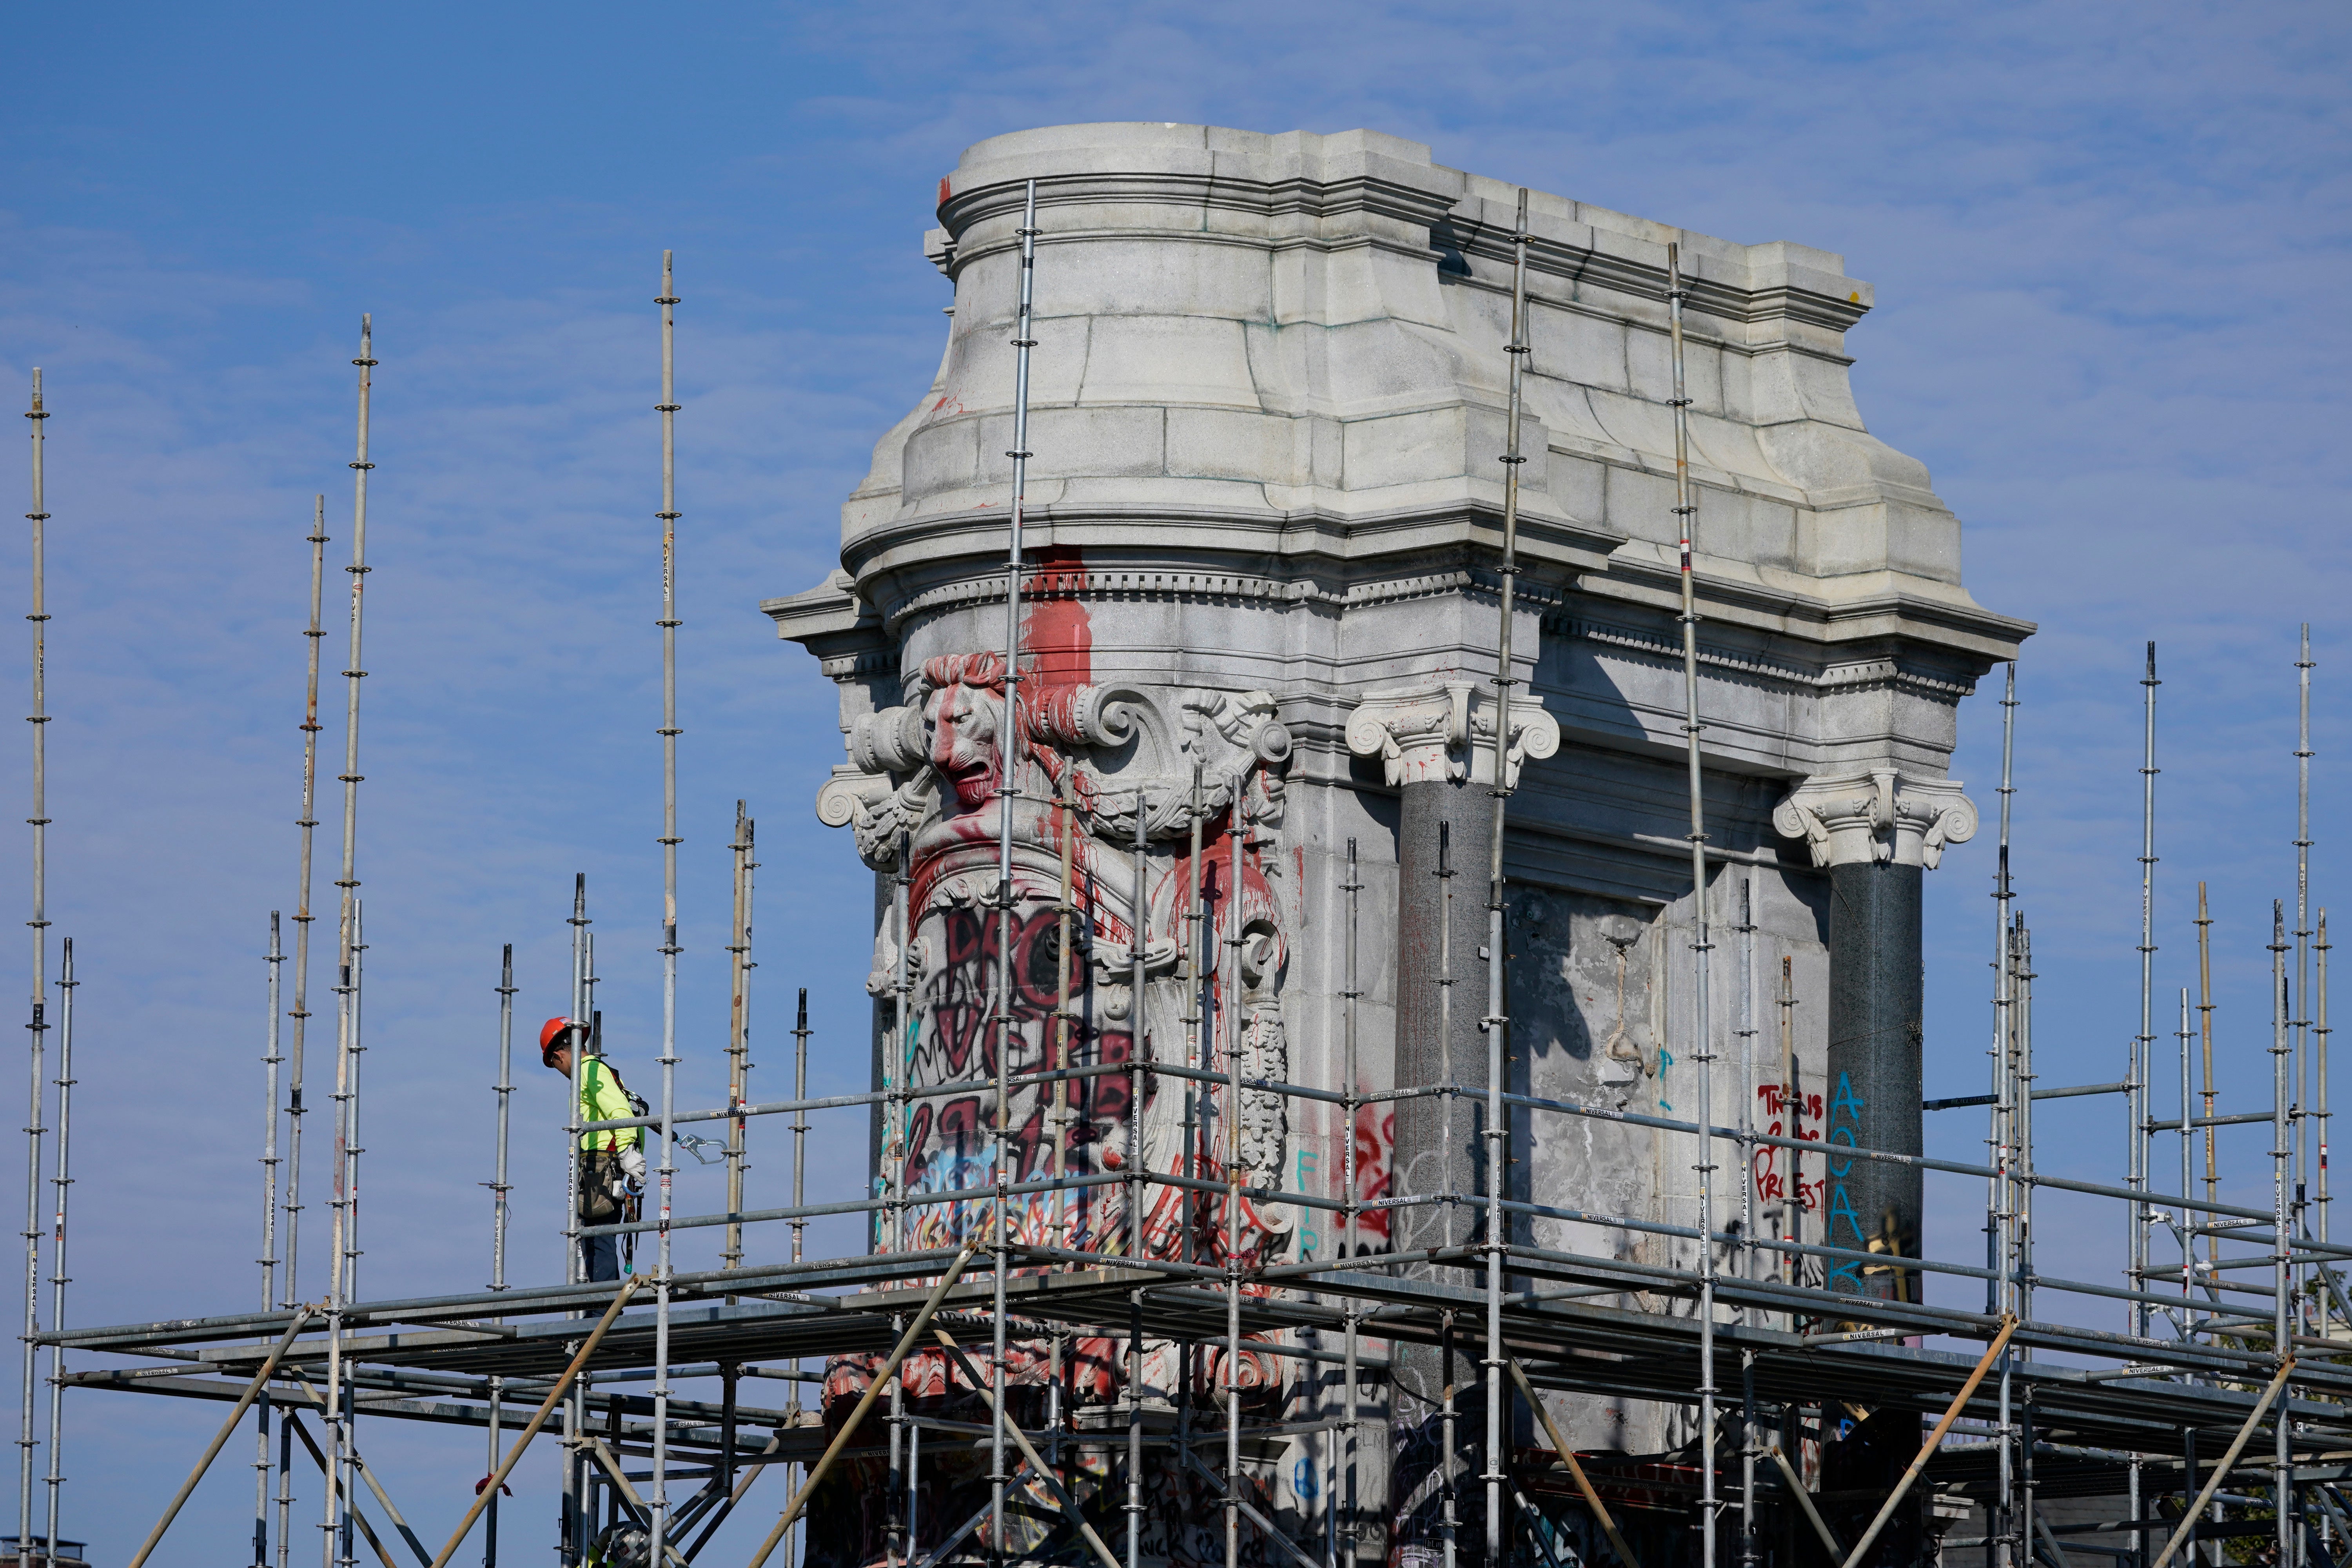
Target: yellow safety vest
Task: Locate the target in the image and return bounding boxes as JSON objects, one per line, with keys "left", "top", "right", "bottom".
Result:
{"left": 577, "top": 1058, "right": 644, "bottom": 1153}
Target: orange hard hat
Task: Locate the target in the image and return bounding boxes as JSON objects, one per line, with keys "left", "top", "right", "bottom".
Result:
{"left": 540, "top": 1016, "right": 584, "bottom": 1061}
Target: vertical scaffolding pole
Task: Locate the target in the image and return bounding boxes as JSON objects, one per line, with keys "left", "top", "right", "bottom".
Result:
{"left": 2013, "top": 918, "right": 2038, "bottom": 1568}
{"left": 1738, "top": 878, "right": 1758, "bottom": 1568}
{"left": 1125, "top": 802, "right": 1148, "bottom": 1568}
{"left": 1341, "top": 837, "right": 1361, "bottom": 1568}
{"left": 884, "top": 949, "right": 905, "bottom": 1563}
{"left": 1992, "top": 664, "right": 2018, "bottom": 1277}
{"left": 1186, "top": 769, "right": 1204, "bottom": 1275}
{"left": 492, "top": 946, "right": 515, "bottom": 1292}
{"left": 562, "top": 876, "right": 588, "bottom": 1563}
{"left": 2016, "top": 921, "right": 2036, "bottom": 1328}
{"left": 1779, "top": 958, "right": 1797, "bottom": 1308}
{"left": 1993, "top": 920, "right": 2013, "bottom": 1568}
{"left": 2134, "top": 645, "right": 2158, "bottom": 1341}
{"left": 991, "top": 174, "right": 1041, "bottom": 1568}
{"left": 1224, "top": 800, "right": 1242, "bottom": 1568}
{"left": 727, "top": 806, "right": 755, "bottom": 1271}
{"left": 648, "top": 245, "right": 684, "bottom": 1567}
{"left": 1738, "top": 881, "right": 1757, "bottom": 1319}
{"left": 2321, "top": 911, "right": 2332, "bottom": 1257}
{"left": 2180, "top": 989, "right": 2195, "bottom": 1311}
{"left": 2299, "top": 628, "right": 2316, "bottom": 1270}
{"left": 566, "top": 877, "right": 588, "bottom": 1288}
{"left": 346, "top": 903, "right": 368, "bottom": 1568}
{"left": 1475, "top": 185, "right": 1532, "bottom": 1568}
{"left": 1441, "top": 815, "right": 1457, "bottom": 1275}
{"left": 41, "top": 941, "right": 68, "bottom": 1568}
{"left": 2198, "top": 885, "right": 2218, "bottom": 1265}
{"left": 324, "top": 902, "right": 350, "bottom": 1568}
{"left": 793, "top": 989, "right": 808, "bottom": 1263}
{"left": 1438, "top": 812, "right": 1457, "bottom": 1568}
{"left": 1052, "top": 775, "right": 1076, "bottom": 1261}
{"left": 324, "top": 314, "right": 375, "bottom": 1568}
{"left": 1991, "top": 663, "right": 2017, "bottom": 1568}
{"left": 888, "top": 824, "right": 907, "bottom": 1262}
{"left": 258, "top": 911, "right": 283, "bottom": 1568}
{"left": 276, "top": 1408, "right": 295, "bottom": 1568}
{"left": 487, "top": 944, "right": 513, "bottom": 1568}
{"left": 338, "top": 314, "right": 375, "bottom": 1305}
{"left": 286, "top": 494, "right": 328, "bottom": 1309}
{"left": 263, "top": 912, "right": 285, "bottom": 1310}
{"left": 1440, "top": 1315, "right": 1457, "bottom": 1568}
{"left": 1665, "top": 236, "right": 1719, "bottom": 1568}
{"left": 18, "top": 367, "right": 48, "bottom": 1563}
{"left": 2271, "top": 901, "right": 2294, "bottom": 1568}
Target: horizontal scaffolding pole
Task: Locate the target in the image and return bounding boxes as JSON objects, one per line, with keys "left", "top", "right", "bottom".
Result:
{"left": 1924, "top": 1081, "right": 2131, "bottom": 1112}
{"left": 579, "top": 1060, "right": 1136, "bottom": 1136}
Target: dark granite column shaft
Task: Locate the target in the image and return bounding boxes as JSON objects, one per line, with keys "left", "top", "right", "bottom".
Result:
{"left": 1824, "top": 859, "right": 1924, "bottom": 1302}
{"left": 1389, "top": 773, "right": 1496, "bottom": 1559}
{"left": 1394, "top": 773, "right": 1495, "bottom": 1258}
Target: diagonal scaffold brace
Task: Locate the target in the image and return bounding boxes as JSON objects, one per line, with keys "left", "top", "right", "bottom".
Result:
{"left": 1836, "top": 1314, "right": 2018, "bottom": 1568}
{"left": 744, "top": 1217, "right": 998, "bottom": 1568}
{"left": 1767, "top": 1445, "right": 1844, "bottom": 1561}
{"left": 282, "top": 1412, "right": 403, "bottom": 1568}
{"left": 931, "top": 1325, "right": 1123, "bottom": 1568}
{"left": 426, "top": 1274, "right": 645, "bottom": 1568}
{"left": 1507, "top": 1356, "right": 1644, "bottom": 1568}
{"left": 126, "top": 1304, "right": 321, "bottom": 1568}
{"left": 2149, "top": 1357, "right": 2298, "bottom": 1568}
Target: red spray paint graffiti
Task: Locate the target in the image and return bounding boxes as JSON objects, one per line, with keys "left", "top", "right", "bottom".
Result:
{"left": 1751, "top": 1083, "right": 1824, "bottom": 1212}
{"left": 808, "top": 557, "right": 1327, "bottom": 1568}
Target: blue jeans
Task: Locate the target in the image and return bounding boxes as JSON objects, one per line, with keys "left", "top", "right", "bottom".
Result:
{"left": 581, "top": 1232, "right": 621, "bottom": 1283}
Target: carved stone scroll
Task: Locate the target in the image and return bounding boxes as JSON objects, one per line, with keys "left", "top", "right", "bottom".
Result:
{"left": 813, "top": 656, "right": 1299, "bottom": 1273}
{"left": 1772, "top": 766, "right": 1978, "bottom": 870}
{"left": 1346, "top": 679, "right": 1560, "bottom": 789}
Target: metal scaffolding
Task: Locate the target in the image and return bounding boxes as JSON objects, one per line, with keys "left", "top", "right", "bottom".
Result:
{"left": 60, "top": 956, "right": 2352, "bottom": 1568}
{"left": 23, "top": 233, "right": 2352, "bottom": 1568}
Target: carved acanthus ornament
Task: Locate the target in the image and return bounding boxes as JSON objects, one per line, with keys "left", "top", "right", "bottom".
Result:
{"left": 1772, "top": 766, "right": 1979, "bottom": 870}
{"left": 811, "top": 650, "right": 1299, "bottom": 1261}
{"left": 1345, "top": 679, "right": 1561, "bottom": 788}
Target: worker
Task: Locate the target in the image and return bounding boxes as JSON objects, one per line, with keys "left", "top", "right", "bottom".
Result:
{"left": 541, "top": 1016, "right": 646, "bottom": 1283}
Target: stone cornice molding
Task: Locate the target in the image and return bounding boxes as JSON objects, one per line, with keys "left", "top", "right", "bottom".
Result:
{"left": 1581, "top": 554, "right": 2033, "bottom": 664}
{"left": 1772, "top": 768, "right": 1978, "bottom": 870}
{"left": 940, "top": 132, "right": 1871, "bottom": 338}
{"left": 1440, "top": 224, "right": 1868, "bottom": 336}
{"left": 864, "top": 560, "right": 1572, "bottom": 639}
{"left": 800, "top": 123, "right": 2031, "bottom": 682}
{"left": 765, "top": 570, "right": 891, "bottom": 674}
{"left": 1563, "top": 617, "right": 1981, "bottom": 702}
{"left": 836, "top": 497, "right": 1615, "bottom": 619}
{"left": 1346, "top": 681, "right": 1561, "bottom": 789}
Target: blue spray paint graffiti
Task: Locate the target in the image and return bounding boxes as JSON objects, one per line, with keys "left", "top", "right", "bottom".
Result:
{"left": 1826, "top": 1070, "right": 1866, "bottom": 1292}
{"left": 1293, "top": 1147, "right": 1321, "bottom": 1259}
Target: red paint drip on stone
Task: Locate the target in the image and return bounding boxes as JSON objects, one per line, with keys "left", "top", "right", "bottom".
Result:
{"left": 1022, "top": 544, "right": 1092, "bottom": 692}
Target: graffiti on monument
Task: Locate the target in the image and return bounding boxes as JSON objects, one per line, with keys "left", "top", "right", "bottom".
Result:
{"left": 1818, "top": 1069, "right": 1918, "bottom": 1302}
{"left": 809, "top": 564, "right": 1354, "bottom": 1566}
{"left": 1750, "top": 1083, "right": 1823, "bottom": 1213}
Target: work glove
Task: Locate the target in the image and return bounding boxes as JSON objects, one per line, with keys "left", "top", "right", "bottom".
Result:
{"left": 619, "top": 1145, "right": 647, "bottom": 1185}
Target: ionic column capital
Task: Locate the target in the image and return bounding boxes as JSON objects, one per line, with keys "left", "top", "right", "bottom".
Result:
{"left": 1772, "top": 767, "right": 1978, "bottom": 870}
{"left": 1346, "top": 681, "right": 1560, "bottom": 788}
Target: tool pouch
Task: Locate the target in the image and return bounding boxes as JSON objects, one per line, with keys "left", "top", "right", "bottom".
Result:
{"left": 578, "top": 1149, "right": 626, "bottom": 1227}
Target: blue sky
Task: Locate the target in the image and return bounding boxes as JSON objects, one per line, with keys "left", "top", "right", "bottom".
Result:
{"left": 2, "top": 1, "right": 2348, "bottom": 1559}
